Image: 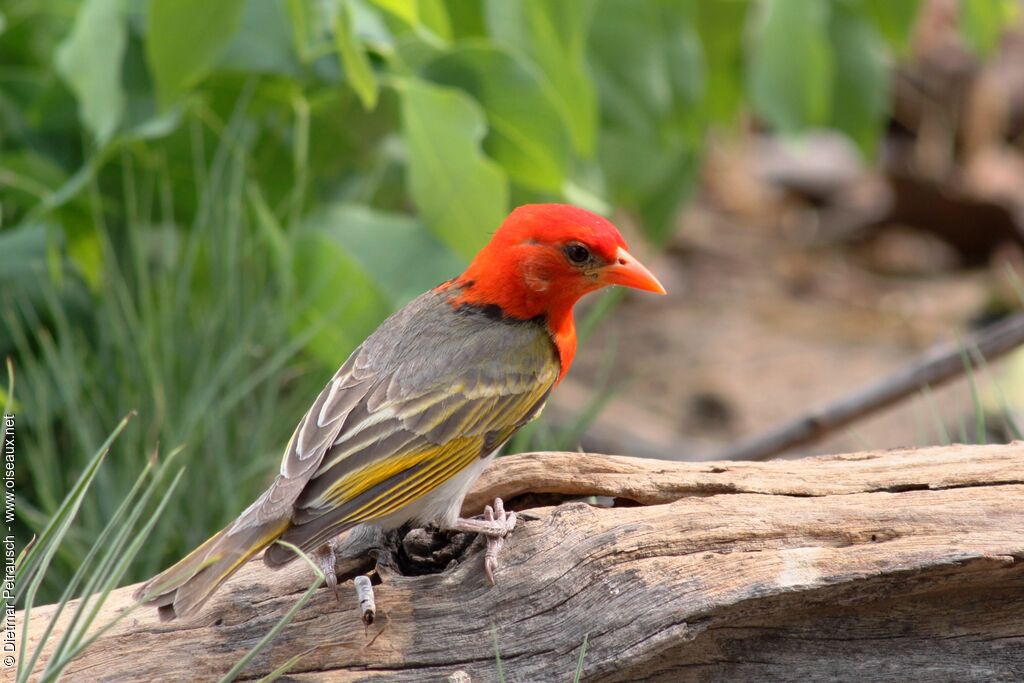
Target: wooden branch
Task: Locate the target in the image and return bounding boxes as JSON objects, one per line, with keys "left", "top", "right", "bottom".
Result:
{"left": 717, "top": 311, "right": 1024, "bottom": 461}
{"left": 21, "top": 444, "right": 1024, "bottom": 682}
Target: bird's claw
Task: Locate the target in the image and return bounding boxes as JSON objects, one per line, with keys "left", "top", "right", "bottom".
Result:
{"left": 483, "top": 500, "right": 512, "bottom": 585}
{"left": 314, "top": 540, "right": 341, "bottom": 601}
{"left": 453, "top": 497, "right": 517, "bottom": 585}
{"left": 483, "top": 497, "right": 518, "bottom": 537}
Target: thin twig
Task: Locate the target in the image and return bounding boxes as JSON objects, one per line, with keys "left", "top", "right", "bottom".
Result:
{"left": 718, "top": 311, "right": 1024, "bottom": 461}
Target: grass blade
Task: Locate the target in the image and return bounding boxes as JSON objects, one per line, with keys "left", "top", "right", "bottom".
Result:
{"left": 217, "top": 541, "right": 325, "bottom": 683}
{"left": 573, "top": 633, "right": 589, "bottom": 683}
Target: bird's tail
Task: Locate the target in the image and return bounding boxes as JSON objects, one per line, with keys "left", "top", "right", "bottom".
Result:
{"left": 135, "top": 517, "right": 289, "bottom": 621}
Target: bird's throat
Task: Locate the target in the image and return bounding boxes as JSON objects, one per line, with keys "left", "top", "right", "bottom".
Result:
{"left": 441, "top": 275, "right": 578, "bottom": 384}
{"left": 545, "top": 308, "right": 577, "bottom": 384}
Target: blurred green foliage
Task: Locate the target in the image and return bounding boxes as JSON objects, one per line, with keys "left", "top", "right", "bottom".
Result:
{"left": 2, "top": 0, "right": 1017, "bottom": 599}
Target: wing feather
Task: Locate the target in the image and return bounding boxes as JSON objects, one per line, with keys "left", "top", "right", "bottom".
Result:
{"left": 228, "top": 346, "right": 376, "bottom": 533}
{"left": 258, "top": 290, "right": 559, "bottom": 562}
{"left": 277, "top": 370, "right": 552, "bottom": 553}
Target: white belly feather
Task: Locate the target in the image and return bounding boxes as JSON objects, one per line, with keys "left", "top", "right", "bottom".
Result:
{"left": 371, "top": 449, "right": 500, "bottom": 530}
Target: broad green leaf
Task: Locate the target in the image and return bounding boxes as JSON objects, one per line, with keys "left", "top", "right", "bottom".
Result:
{"left": 219, "top": 0, "right": 301, "bottom": 75}
{"left": 145, "top": 0, "right": 247, "bottom": 106}
{"left": 662, "top": 3, "right": 705, "bottom": 128}
{"left": 589, "top": 0, "right": 703, "bottom": 137}
{"left": 445, "top": 0, "right": 487, "bottom": 40}
{"left": 334, "top": 0, "right": 379, "bottom": 109}
{"left": 370, "top": 0, "right": 419, "bottom": 25}
{"left": 589, "top": 0, "right": 676, "bottom": 135}
{"left": 695, "top": 0, "right": 749, "bottom": 124}
{"left": 54, "top": 0, "right": 126, "bottom": 144}
{"left": 485, "top": 0, "right": 598, "bottom": 154}
{"left": 350, "top": 0, "right": 398, "bottom": 54}
{"left": 589, "top": 0, "right": 704, "bottom": 242}
{"left": 302, "top": 203, "right": 463, "bottom": 306}
{"left": 748, "top": 0, "right": 834, "bottom": 133}
{"left": 861, "top": 0, "right": 919, "bottom": 56}
{"left": 960, "top": 0, "right": 1016, "bottom": 56}
{"left": 418, "top": 0, "right": 453, "bottom": 43}
{"left": 599, "top": 130, "right": 699, "bottom": 244}
{"left": 283, "top": 0, "right": 347, "bottom": 65}
{"left": 292, "top": 231, "right": 391, "bottom": 365}
{"left": 370, "top": 0, "right": 451, "bottom": 43}
{"left": 829, "top": 2, "right": 889, "bottom": 157}
{"left": 394, "top": 31, "right": 447, "bottom": 73}
{"left": 400, "top": 78, "right": 508, "bottom": 260}
{"left": 423, "top": 45, "right": 570, "bottom": 191}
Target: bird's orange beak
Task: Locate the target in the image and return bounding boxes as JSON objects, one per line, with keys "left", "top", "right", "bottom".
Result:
{"left": 601, "top": 247, "right": 666, "bottom": 294}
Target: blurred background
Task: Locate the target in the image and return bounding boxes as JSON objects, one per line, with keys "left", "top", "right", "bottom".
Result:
{"left": 4, "top": 0, "right": 1024, "bottom": 601}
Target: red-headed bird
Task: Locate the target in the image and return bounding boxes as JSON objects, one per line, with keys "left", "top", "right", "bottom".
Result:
{"left": 137, "top": 204, "right": 665, "bottom": 619}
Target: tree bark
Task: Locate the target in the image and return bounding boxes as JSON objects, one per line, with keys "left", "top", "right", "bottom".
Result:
{"left": 20, "top": 444, "right": 1024, "bottom": 682}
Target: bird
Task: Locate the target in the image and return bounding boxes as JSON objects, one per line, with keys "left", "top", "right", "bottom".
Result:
{"left": 136, "top": 203, "right": 665, "bottom": 620}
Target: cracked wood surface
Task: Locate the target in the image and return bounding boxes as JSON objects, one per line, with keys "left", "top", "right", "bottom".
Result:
{"left": 20, "top": 443, "right": 1024, "bottom": 682}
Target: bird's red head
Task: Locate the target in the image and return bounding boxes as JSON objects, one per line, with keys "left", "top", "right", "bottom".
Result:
{"left": 448, "top": 203, "right": 666, "bottom": 380}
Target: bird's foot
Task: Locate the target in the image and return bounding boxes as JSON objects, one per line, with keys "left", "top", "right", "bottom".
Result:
{"left": 451, "top": 497, "right": 517, "bottom": 585}
{"left": 316, "top": 538, "right": 378, "bottom": 626}
{"left": 314, "top": 540, "right": 341, "bottom": 601}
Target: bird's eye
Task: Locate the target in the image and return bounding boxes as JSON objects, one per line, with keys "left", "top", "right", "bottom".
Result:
{"left": 564, "top": 243, "right": 591, "bottom": 265}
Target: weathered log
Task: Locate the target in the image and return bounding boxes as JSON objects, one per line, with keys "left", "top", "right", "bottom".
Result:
{"left": 20, "top": 444, "right": 1024, "bottom": 682}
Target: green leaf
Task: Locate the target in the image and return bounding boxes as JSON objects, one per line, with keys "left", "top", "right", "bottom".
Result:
{"left": 960, "top": 0, "right": 1016, "bottom": 56}
{"left": 445, "top": 0, "right": 488, "bottom": 40}
{"left": 370, "top": 0, "right": 419, "bottom": 25}
{"left": 423, "top": 45, "right": 570, "bottom": 191}
{"left": 748, "top": 0, "right": 834, "bottom": 134}
{"left": 418, "top": 0, "right": 453, "bottom": 43}
{"left": 219, "top": 0, "right": 301, "bottom": 75}
{"left": 145, "top": 0, "right": 247, "bottom": 107}
{"left": 292, "top": 231, "right": 392, "bottom": 365}
{"left": 485, "top": 0, "right": 598, "bottom": 155}
{"left": 350, "top": 0, "right": 398, "bottom": 53}
{"left": 400, "top": 78, "right": 508, "bottom": 260}
{"left": 861, "top": 0, "right": 920, "bottom": 56}
{"left": 829, "top": 2, "right": 889, "bottom": 157}
{"left": 599, "top": 130, "right": 699, "bottom": 244}
{"left": 54, "top": 0, "right": 126, "bottom": 144}
{"left": 334, "top": 0, "right": 379, "bottom": 109}
{"left": 695, "top": 0, "right": 749, "bottom": 124}
{"left": 369, "top": 0, "right": 451, "bottom": 43}
{"left": 589, "top": 1, "right": 703, "bottom": 135}
{"left": 302, "top": 203, "right": 464, "bottom": 307}
{"left": 589, "top": 0, "right": 676, "bottom": 134}
{"left": 589, "top": 0, "right": 704, "bottom": 242}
